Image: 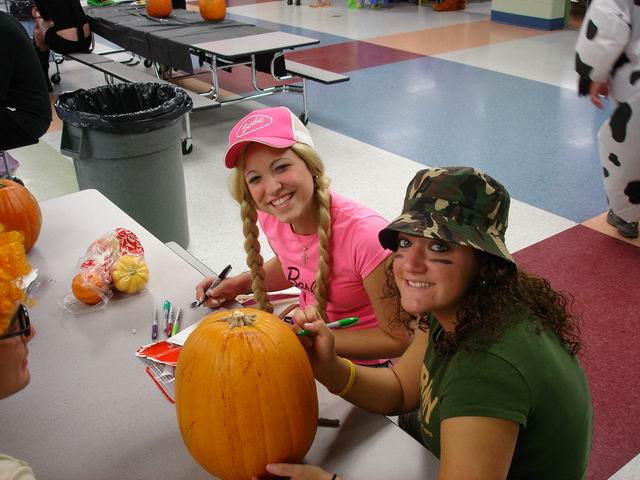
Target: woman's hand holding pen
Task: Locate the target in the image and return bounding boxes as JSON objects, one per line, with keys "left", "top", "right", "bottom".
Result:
{"left": 292, "top": 306, "right": 343, "bottom": 389}
{"left": 195, "top": 273, "right": 251, "bottom": 308}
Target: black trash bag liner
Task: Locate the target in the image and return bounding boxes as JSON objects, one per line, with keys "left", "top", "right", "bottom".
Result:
{"left": 55, "top": 82, "right": 193, "bottom": 133}
{"left": 9, "top": 0, "right": 35, "bottom": 21}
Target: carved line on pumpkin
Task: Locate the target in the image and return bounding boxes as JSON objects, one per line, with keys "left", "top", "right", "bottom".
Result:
{"left": 182, "top": 355, "right": 196, "bottom": 383}
{"left": 270, "top": 337, "right": 300, "bottom": 458}
{"left": 286, "top": 337, "right": 319, "bottom": 451}
{"left": 258, "top": 319, "right": 313, "bottom": 462}
{"left": 185, "top": 421, "right": 195, "bottom": 449}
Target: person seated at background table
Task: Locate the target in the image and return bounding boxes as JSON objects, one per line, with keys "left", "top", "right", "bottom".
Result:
{"left": 0, "top": 12, "right": 52, "bottom": 152}
{"left": 32, "top": 0, "right": 92, "bottom": 90}
{"left": 195, "top": 106, "right": 411, "bottom": 366}
{"left": 431, "top": 0, "right": 466, "bottom": 11}
{"left": 265, "top": 167, "right": 593, "bottom": 480}
{"left": 0, "top": 226, "right": 37, "bottom": 480}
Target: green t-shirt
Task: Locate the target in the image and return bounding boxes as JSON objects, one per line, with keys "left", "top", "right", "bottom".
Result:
{"left": 418, "top": 313, "right": 593, "bottom": 480}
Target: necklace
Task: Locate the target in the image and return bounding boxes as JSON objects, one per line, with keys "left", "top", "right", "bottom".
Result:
{"left": 293, "top": 232, "right": 316, "bottom": 265}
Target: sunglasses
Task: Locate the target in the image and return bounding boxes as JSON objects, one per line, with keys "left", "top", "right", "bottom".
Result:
{"left": 0, "top": 305, "right": 31, "bottom": 340}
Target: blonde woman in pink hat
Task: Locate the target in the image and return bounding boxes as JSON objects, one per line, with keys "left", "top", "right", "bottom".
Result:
{"left": 195, "top": 106, "right": 411, "bottom": 365}
{"left": 0, "top": 226, "right": 37, "bottom": 479}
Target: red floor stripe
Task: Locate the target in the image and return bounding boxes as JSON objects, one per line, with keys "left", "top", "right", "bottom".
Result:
{"left": 287, "top": 41, "right": 424, "bottom": 73}
{"left": 514, "top": 225, "right": 640, "bottom": 480}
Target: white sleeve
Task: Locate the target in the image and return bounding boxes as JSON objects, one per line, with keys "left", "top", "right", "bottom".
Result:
{"left": 0, "top": 455, "right": 36, "bottom": 480}
{"left": 575, "top": 0, "right": 632, "bottom": 83}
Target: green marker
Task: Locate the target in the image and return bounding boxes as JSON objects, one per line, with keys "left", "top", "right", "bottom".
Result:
{"left": 297, "top": 317, "right": 359, "bottom": 337}
{"left": 170, "top": 307, "right": 182, "bottom": 337}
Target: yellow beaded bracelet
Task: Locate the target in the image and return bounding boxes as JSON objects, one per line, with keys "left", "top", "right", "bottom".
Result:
{"left": 335, "top": 358, "right": 356, "bottom": 397}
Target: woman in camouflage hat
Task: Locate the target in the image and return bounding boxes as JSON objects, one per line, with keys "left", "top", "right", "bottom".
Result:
{"left": 266, "top": 167, "right": 593, "bottom": 480}
{"left": 0, "top": 226, "right": 37, "bottom": 478}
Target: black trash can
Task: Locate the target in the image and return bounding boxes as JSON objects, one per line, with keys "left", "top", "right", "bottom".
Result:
{"left": 56, "top": 82, "right": 193, "bottom": 248}
{"left": 8, "top": 0, "right": 35, "bottom": 21}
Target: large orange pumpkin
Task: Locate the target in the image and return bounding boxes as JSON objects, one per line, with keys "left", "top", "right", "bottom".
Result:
{"left": 146, "top": 0, "right": 172, "bottom": 17}
{"left": 175, "top": 308, "right": 318, "bottom": 480}
{"left": 199, "top": 0, "right": 226, "bottom": 21}
{"left": 0, "top": 179, "right": 42, "bottom": 252}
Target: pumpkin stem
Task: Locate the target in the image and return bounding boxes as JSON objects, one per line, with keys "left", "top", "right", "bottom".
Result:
{"left": 222, "top": 310, "right": 257, "bottom": 329}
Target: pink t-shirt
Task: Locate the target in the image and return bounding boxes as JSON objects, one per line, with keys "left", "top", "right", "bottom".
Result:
{"left": 258, "top": 192, "right": 390, "bottom": 364}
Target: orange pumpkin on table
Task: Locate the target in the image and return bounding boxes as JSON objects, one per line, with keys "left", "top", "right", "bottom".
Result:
{"left": 175, "top": 308, "right": 318, "bottom": 480}
{"left": 71, "top": 272, "right": 106, "bottom": 305}
{"left": 0, "top": 179, "right": 42, "bottom": 252}
{"left": 146, "top": 0, "right": 172, "bottom": 17}
{"left": 199, "top": 0, "right": 226, "bottom": 21}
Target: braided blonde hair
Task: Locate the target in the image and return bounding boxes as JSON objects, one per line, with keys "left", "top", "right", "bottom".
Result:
{"left": 230, "top": 151, "right": 273, "bottom": 313}
{"left": 229, "top": 143, "right": 332, "bottom": 319}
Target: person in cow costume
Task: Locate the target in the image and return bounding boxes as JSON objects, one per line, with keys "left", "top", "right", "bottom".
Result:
{"left": 576, "top": 0, "right": 640, "bottom": 238}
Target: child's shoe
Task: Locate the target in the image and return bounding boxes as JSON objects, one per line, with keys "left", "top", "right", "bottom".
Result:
{"left": 607, "top": 210, "right": 639, "bottom": 238}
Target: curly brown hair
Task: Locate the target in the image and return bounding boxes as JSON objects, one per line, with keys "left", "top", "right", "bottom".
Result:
{"left": 384, "top": 252, "right": 582, "bottom": 356}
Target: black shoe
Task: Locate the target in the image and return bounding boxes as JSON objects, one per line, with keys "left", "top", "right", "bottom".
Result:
{"left": 287, "top": 0, "right": 292, "bottom": 4}
{"left": 607, "top": 210, "right": 639, "bottom": 238}
{"left": 295, "top": 0, "right": 301, "bottom": 4}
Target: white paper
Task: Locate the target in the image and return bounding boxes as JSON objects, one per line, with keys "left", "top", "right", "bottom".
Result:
{"left": 22, "top": 269, "right": 38, "bottom": 292}
{"left": 166, "top": 318, "right": 203, "bottom": 347}
{"left": 167, "top": 295, "right": 299, "bottom": 347}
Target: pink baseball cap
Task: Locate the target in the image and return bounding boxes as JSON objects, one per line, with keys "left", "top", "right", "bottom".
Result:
{"left": 224, "top": 106, "right": 315, "bottom": 168}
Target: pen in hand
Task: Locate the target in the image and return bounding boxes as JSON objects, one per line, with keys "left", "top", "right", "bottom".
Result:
{"left": 297, "top": 317, "right": 359, "bottom": 337}
{"left": 191, "top": 264, "right": 232, "bottom": 309}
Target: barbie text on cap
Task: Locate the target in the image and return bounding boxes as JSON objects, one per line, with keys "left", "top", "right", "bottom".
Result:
{"left": 223, "top": 106, "right": 314, "bottom": 168}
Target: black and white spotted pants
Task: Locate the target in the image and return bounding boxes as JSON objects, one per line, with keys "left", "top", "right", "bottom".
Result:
{"left": 598, "top": 97, "right": 640, "bottom": 223}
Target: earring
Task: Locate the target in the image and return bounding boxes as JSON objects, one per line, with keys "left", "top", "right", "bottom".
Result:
{"left": 416, "top": 313, "right": 429, "bottom": 329}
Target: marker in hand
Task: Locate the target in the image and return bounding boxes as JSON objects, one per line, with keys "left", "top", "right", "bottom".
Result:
{"left": 297, "top": 317, "right": 359, "bottom": 337}
{"left": 191, "top": 265, "right": 232, "bottom": 309}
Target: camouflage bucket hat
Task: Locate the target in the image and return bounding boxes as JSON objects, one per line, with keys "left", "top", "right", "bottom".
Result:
{"left": 379, "top": 167, "right": 514, "bottom": 264}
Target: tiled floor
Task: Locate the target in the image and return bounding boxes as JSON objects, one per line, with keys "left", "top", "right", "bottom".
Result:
{"left": 5, "top": 1, "right": 639, "bottom": 478}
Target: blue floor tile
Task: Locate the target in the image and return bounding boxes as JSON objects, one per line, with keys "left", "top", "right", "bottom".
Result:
{"left": 261, "top": 55, "right": 611, "bottom": 222}
{"left": 226, "top": 12, "right": 350, "bottom": 46}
